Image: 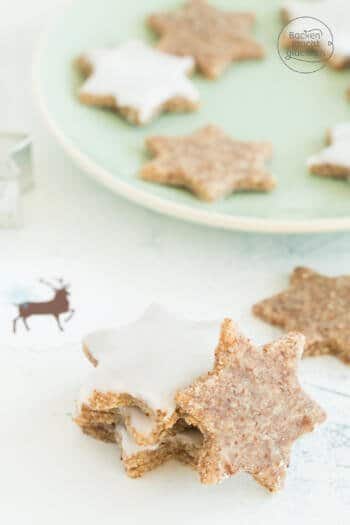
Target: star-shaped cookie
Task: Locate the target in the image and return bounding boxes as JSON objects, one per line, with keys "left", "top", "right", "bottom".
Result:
{"left": 114, "top": 422, "right": 203, "bottom": 479}
{"left": 253, "top": 267, "right": 350, "bottom": 364}
{"left": 282, "top": 1, "right": 349, "bottom": 69}
{"left": 148, "top": 0, "right": 264, "bottom": 79}
{"left": 140, "top": 125, "right": 275, "bottom": 202}
{"left": 308, "top": 123, "right": 350, "bottom": 178}
{"left": 76, "top": 40, "right": 199, "bottom": 125}
{"left": 79, "top": 305, "right": 220, "bottom": 445}
{"left": 176, "top": 319, "right": 326, "bottom": 492}
{"left": 75, "top": 392, "right": 203, "bottom": 479}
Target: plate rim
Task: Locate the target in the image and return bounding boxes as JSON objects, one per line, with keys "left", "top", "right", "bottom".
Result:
{"left": 32, "top": 2, "right": 350, "bottom": 234}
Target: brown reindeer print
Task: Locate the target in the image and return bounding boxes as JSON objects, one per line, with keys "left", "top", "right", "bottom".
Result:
{"left": 13, "top": 278, "right": 75, "bottom": 333}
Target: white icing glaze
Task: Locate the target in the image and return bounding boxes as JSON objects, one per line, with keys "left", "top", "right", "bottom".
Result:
{"left": 119, "top": 406, "right": 155, "bottom": 435}
{"left": 79, "top": 40, "right": 199, "bottom": 123}
{"left": 328, "top": 122, "right": 350, "bottom": 143}
{"left": 116, "top": 425, "right": 158, "bottom": 457}
{"left": 80, "top": 305, "right": 220, "bottom": 435}
{"left": 116, "top": 424, "right": 202, "bottom": 458}
{"left": 308, "top": 123, "right": 350, "bottom": 168}
{"left": 283, "top": 1, "right": 350, "bottom": 57}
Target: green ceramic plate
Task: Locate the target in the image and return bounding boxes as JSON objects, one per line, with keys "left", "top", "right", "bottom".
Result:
{"left": 34, "top": 0, "right": 350, "bottom": 232}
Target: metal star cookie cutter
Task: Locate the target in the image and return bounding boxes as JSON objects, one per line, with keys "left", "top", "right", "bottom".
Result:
{"left": 0, "top": 132, "right": 33, "bottom": 228}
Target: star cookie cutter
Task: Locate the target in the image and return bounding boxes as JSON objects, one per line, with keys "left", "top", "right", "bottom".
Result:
{"left": 0, "top": 132, "right": 33, "bottom": 228}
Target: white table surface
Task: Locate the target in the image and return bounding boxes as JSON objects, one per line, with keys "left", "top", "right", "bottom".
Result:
{"left": 0, "top": 2, "right": 349, "bottom": 524}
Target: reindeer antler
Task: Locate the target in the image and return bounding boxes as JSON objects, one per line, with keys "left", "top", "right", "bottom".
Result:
{"left": 56, "top": 277, "right": 70, "bottom": 289}
{"left": 39, "top": 278, "right": 57, "bottom": 290}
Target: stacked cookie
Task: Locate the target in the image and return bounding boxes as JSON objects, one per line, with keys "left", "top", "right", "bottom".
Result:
{"left": 76, "top": 306, "right": 217, "bottom": 478}
{"left": 75, "top": 305, "right": 326, "bottom": 492}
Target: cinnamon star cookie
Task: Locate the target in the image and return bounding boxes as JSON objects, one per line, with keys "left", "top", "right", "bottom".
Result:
{"left": 76, "top": 405, "right": 202, "bottom": 478}
{"left": 148, "top": 0, "right": 264, "bottom": 79}
{"left": 76, "top": 40, "right": 199, "bottom": 125}
{"left": 308, "top": 123, "right": 350, "bottom": 179}
{"left": 115, "top": 422, "right": 202, "bottom": 478}
{"left": 140, "top": 125, "right": 275, "bottom": 202}
{"left": 282, "top": 1, "right": 349, "bottom": 69}
{"left": 79, "top": 305, "right": 220, "bottom": 445}
{"left": 253, "top": 267, "right": 350, "bottom": 364}
{"left": 77, "top": 410, "right": 202, "bottom": 478}
{"left": 176, "top": 319, "right": 326, "bottom": 492}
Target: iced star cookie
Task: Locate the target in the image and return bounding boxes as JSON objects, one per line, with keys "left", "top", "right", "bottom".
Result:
{"left": 140, "top": 125, "right": 275, "bottom": 202}
{"left": 148, "top": 0, "right": 264, "bottom": 79}
{"left": 76, "top": 406, "right": 202, "bottom": 478}
{"left": 76, "top": 405, "right": 202, "bottom": 478}
{"left": 308, "top": 123, "right": 350, "bottom": 179}
{"left": 76, "top": 40, "right": 199, "bottom": 125}
{"left": 253, "top": 267, "right": 350, "bottom": 364}
{"left": 282, "top": 1, "right": 350, "bottom": 69}
{"left": 176, "top": 319, "right": 326, "bottom": 492}
{"left": 79, "top": 305, "right": 220, "bottom": 445}
{"left": 115, "top": 422, "right": 202, "bottom": 478}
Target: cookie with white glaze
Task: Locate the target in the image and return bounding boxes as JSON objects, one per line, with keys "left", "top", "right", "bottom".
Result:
{"left": 308, "top": 123, "right": 350, "bottom": 179}
{"left": 79, "top": 305, "right": 220, "bottom": 446}
{"left": 76, "top": 40, "right": 199, "bottom": 125}
{"left": 115, "top": 423, "right": 202, "bottom": 478}
{"left": 282, "top": 1, "right": 350, "bottom": 69}
{"left": 75, "top": 405, "right": 202, "bottom": 478}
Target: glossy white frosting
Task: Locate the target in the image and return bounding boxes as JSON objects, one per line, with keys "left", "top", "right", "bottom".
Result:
{"left": 119, "top": 406, "right": 154, "bottom": 435}
{"left": 308, "top": 123, "right": 350, "bottom": 169}
{"left": 80, "top": 305, "right": 220, "bottom": 435}
{"left": 116, "top": 424, "right": 202, "bottom": 458}
{"left": 283, "top": 1, "right": 350, "bottom": 58}
{"left": 79, "top": 40, "right": 199, "bottom": 123}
